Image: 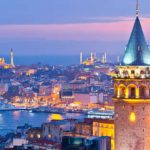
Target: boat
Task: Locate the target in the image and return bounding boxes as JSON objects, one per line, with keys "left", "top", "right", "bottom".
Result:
{"left": 32, "top": 106, "right": 66, "bottom": 114}
{"left": 0, "top": 101, "right": 26, "bottom": 111}
{"left": 86, "top": 109, "right": 114, "bottom": 119}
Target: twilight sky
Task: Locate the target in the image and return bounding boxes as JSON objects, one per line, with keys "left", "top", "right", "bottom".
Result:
{"left": 0, "top": 0, "right": 150, "bottom": 56}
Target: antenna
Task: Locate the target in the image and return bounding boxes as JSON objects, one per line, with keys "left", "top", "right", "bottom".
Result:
{"left": 136, "top": 0, "right": 139, "bottom": 17}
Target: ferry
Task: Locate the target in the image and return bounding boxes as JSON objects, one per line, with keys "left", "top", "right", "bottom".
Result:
{"left": 32, "top": 106, "right": 66, "bottom": 114}
{"left": 0, "top": 101, "right": 27, "bottom": 111}
{"left": 86, "top": 109, "right": 114, "bottom": 119}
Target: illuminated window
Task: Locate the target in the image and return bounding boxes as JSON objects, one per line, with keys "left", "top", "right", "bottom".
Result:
{"left": 30, "top": 134, "right": 34, "bottom": 138}
{"left": 140, "top": 86, "right": 146, "bottom": 97}
{"left": 37, "top": 134, "right": 41, "bottom": 139}
{"left": 130, "top": 88, "right": 136, "bottom": 98}
{"left": 129, "top": 112, "right": 136, "bottom": 123}
{"left": 48, "top": 134, "right": 51, "bottom": 138}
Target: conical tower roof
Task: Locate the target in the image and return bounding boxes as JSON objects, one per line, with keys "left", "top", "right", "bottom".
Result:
{"left": 122, "top": 16, "right": 150, "bottom": 66}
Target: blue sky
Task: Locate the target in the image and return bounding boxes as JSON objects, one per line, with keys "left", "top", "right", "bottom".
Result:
{"left": 0, "top": 0, "right": 150, "bottom": 56}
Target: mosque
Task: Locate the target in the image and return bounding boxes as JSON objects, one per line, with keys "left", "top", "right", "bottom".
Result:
{"left": 80, "top": 52, "right": 107, "bottom": 66}
{"left": 0, "top": 49, "right": 15, "bottom": 69}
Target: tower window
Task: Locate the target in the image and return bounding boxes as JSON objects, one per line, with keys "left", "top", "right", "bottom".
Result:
{"left": 131, "top": 70, "right": 135, "bottom": 74}
{"left": 131, "top": 106, "right": 134, "bottom": 111}
{"left": 140, "top": 86, "right": 146, "bottom": 98}
{"left": 130, "top": 87, "right": 136, "bottom": 98}
{"left": 143, "top": 107, "right": 145, "bottom": 111}
{"left": 129, "top": 112, "right": 136, "bottom": 123}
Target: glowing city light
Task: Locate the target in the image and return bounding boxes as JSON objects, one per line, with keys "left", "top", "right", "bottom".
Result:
{"left": 129, "top": 112, "right": 136, "bottom": 123}
{"left": 48, "top": 114, "right": 64, "bottom": 121}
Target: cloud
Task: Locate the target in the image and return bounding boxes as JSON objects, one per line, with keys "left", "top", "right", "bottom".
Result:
{"left": 0, "top": 17, "right": 150, "bottom": 42}
{"left": 82, "top": 16, "right": 134, "bottom": 23}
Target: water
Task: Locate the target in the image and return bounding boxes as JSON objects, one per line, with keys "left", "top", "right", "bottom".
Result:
{"left": 5, "top": 55, "right": 81, "bottom": 66}
{"left": 3, "top": 54, "right": 118, "bottom": 66}
{"left": 0, "top": 110, "right": 84, "bottom": 135}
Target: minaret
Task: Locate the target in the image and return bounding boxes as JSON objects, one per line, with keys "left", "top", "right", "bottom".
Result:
{"left": 10, "top": 48, "right": 15, "bottom": 67}
{"left": 101, "top": 52, "right": 107, "bottom": 64}
{"left": 80, "top": 52, "right": 83, "bottom": 64}
{"left": 94, "top": 52, "right": 96, "bottom": 59}
{"left": 90, "top": 52, "right": 93, "bottom": 63}
{"left": 101, "top": 54, "right": 105, "bottom": 64}
{"left": 114, "top": 1, "right": 150, "bottom": 150}
{"left": 104, "top": 52, "right": 107, "bottom": 63}
{"left": 117, "top": 56, "right": 120, "bottom": 64}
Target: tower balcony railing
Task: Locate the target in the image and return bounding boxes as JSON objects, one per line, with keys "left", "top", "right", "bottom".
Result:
{"left": 113, "top": 73, "right": 150, "bottom": 79}
{"left": 113, "top": 95, "right": 150, "bottom": 100}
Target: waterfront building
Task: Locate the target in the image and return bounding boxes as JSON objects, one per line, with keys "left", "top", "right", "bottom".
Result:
{"left": 93, "top": 119, "right": 114, "bottom": 150}
{"left": 60, "top": 89, "right": 74, "bottom": 102}
{"left": 0, "top": 49, "right": 15, "bottom": 69}
{"left": 42, "top": 119, "right": 77, "bottom": 143}
{"left": 74, "top": 93, "right": 90, "bottom": 106}
{"left": 63, "top": 118, "right": 114, "bottom": 149}
{"left": 75, "top": 121, "right": 93, "bottom": 136}
{"left": 61, "top": 136, "right": 111, "bottom": 150}
{"left": 0, "top": 58, "right": 5, "bottom": 65}
{"left": 69, "top": 79, "right": 87, "bottom": 90}
{"left": 89, "top": 92, "right": 104, "bottom": 104}
{"left": 39, "top": 85, "right": 51, "bottom": 96}
{"left": 0, "top": 83, "right": 8, "bottom": 95}
{"left": 113, "top": 1, "right": 150, "bottom": 149}
{"left": 99, "top": 136, "right": 111, "bottom": 150}
{"left": 27, "top": 127, "right": 42, "bottom": 140}
{"left": 0, "top": 57, "right": 12, "bottom": 69}
{"left": 63, "top": 118, "right": 93, "bottom": 138}
{"left": 26, "top": 68, "right": 37, "bottom": 76}
{"left": 8, "top": 138, "right": 28, "bottom": 149}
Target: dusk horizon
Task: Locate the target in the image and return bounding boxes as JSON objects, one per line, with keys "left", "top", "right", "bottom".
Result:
{"left": 0, "top": 0, "right": 150, "bottom": 56}
{"left": 0, "top": 1, "right": 150, "bottom": 150}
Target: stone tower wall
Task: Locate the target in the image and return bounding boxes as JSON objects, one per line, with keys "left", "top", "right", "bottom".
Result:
{"left": 115, "top": 101, "right": 150, "bottom": 150}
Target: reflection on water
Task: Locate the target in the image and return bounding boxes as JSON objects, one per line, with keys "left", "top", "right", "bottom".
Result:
{"left": 0, "top": 113, "right": 3, "bottom": 123}
{"left": 13, "top": 111, "right": 20, "bottom": 120}
{"left": 0, "top": 110, "right": 84, "bottom": 135}
{"left": 28, "top": 112, "right": 35, "bottom": 117}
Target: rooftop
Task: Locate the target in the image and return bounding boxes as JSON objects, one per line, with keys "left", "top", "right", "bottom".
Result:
{"left": 122, "top": 17, "right": 150, "bottom": 66}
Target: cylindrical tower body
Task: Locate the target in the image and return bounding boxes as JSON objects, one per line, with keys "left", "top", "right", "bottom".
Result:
{"left": 113, "top": 66, "right": 150, "bottom": 150}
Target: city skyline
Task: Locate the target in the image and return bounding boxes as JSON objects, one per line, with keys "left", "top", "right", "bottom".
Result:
{"left": 0, "top": 1, "right": 150, "bottom": 150}
{"left": 0, "top": 0, "right": 150, "bottom": 56}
